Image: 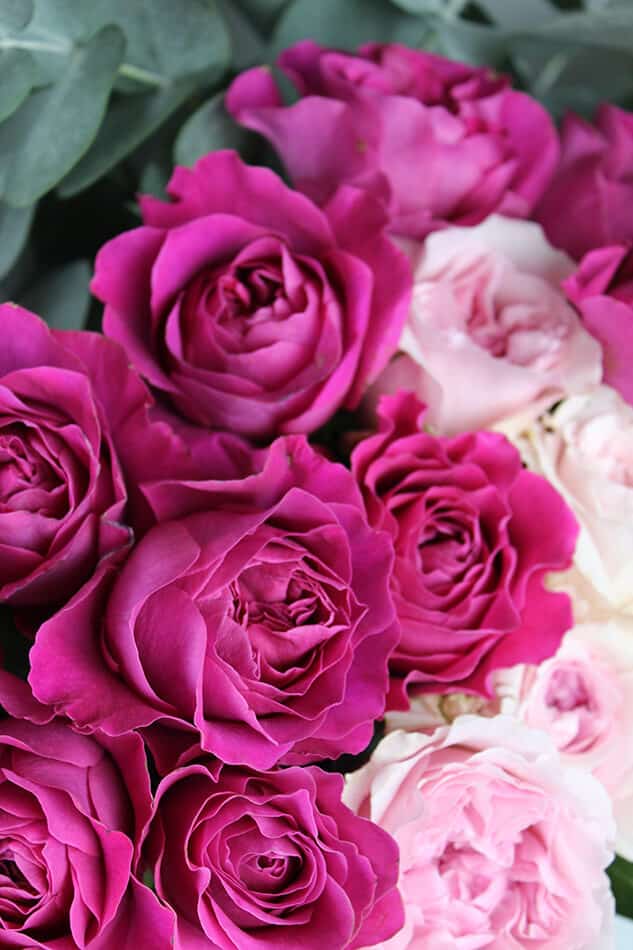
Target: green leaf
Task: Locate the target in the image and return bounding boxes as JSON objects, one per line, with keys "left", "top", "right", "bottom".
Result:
{"left": 608, "top": 856, "right": 633, "bottom": 919}
{"left": 0, "top": 49, "right": 35, "bottom": 122}
{"left": 217, "top": 0, "right": 266, "bottom": 71}
{"left": 58, "top": 78, "right": 195, "bottom": 197}
{"left": 0, "top": 0, "right": 34, "bottom": 33}
{"left": 0, "top": 201, "right": 33, "bottom": 279}
{"left": 476, "top": 0, "right": 557, "bottom": 28}
{"left": 271, "top": 0, "right": 427, "bottom": 55}
{"left": 433, "top": 17, "right": 512, "bottom": 65}
{"left": 174, "top": 92, "right": 258, "bottom": 168}
{"left": 103, "top": 0, "right": 231, "bottom": 83}
{"left": 0, "top": 24, "right": 125, "bottom": 207}
{"left": 236, "top": 0, "right": 289, "bottom": 34}
{"left": 19, "top": 259, "right": 91, "bottom": 330}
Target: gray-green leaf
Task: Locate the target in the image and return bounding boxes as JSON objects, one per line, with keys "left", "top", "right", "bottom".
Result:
{"left": 58, "top": 78, "right": 196, "bottom": 197}
{"left": 0, "top": 201, "right": 33, "bottom": 279}
{"left": 174, "top": 92, "right": 257, "bottom": 168}
{"left": 19, "top": 259, "right": 91, "bottom": 330}
{"left": 0, "top": 49, "right": 35, "bottom": 122}
{"left": 0, "top": 0, "right": 34, "bottom": 34}
{"left": 0, "top": 24, "right": 126, "bottom": 207}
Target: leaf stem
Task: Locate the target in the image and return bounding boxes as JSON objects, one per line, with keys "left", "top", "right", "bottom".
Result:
{"left": 0, "top": 36, "right": 167, "bottom": 88}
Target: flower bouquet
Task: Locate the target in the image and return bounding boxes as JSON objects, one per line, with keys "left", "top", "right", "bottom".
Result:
{"left": 1, "top": 0, "right": 633, "bottom": 947}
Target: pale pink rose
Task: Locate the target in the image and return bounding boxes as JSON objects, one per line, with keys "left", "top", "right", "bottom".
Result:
{"left": 375, "top": 216, "right": 602, "bottom": 435}
{"left": 525, "top": 385, "right": 633, "bottom": 613}
{"left": 345, "top": 716, "right": 615, "bottom": 949}
{"left": 515, "top": 620, "right": 633, "bottom": 860}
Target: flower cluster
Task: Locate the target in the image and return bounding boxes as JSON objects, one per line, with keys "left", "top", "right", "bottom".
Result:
{"left": 0, "top": 39, "right": 631, "bottom": 949}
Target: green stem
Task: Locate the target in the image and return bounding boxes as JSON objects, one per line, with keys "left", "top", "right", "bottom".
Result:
{"left": 0, "top": 35, "right": 167, "bottom": 88}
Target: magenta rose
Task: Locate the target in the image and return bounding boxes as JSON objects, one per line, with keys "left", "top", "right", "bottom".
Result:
{"left": 139, "top": 759, "right": 403, "bottom": 949}
{"left": 351, "top": 392, "right": 578, "bottom": 705}
{"left": 29, "top": 436, "right": 398, "bottom": 772}
{"left": 226, "top": 42, "right": 559, "bottom": 239}
{"left": 537, "top": 104, "right": 633, "bottom": 259}
{"left": 0, "top": 303, "right": 190, "bottom": 614}
{"left": 92, "top": 149, "right": 410, "bottom": 441}
{"left": 564, "top": 243, "right": 633, "bottom": 405}
{"left": 0, "top": 680, "right": 172, "bottom": 948}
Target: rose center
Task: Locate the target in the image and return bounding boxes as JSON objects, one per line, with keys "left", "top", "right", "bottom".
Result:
{"left": 545, "top": 668, "right": 592, "bottom": 713}
{"left": 0, "top": 425, "right": 60, "bottom": 510}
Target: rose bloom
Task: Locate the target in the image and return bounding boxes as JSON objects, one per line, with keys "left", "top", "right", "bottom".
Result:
{"left": 514, "top": 619, "right": 633, "bottom": 861}
{"left": 536, "top": 104, "right": 633, "bottom": 260}
{"left": 344, "top": 715, "right": 615, "bottom": 949}
{"left": 0, "top": 679, "right": 171, "bottom": 948}
{"left": 226, "top": 42, "right": 558, "bottom": 239}
{"left": 370, "top": 216, "right": 602, "bottom": 435}
{"left": 92, "top": 149, "right": 410, "bottom": 441}
{"left": 29, "top": 436, "right": 398, "bottom": 772}
{"left": 524, "top": 385, "right": 633, "bottom": 614}
{"left": 0, "top": 304, "right": 163, "bottom": 612}
{"left": 564, "top": 243, "right": 633, "bottom": 406}
{"left": 352, "top": 391, "right": 578, "bottom": 705}
{"left": 139, "top": 759, "right": 403, "bottom": 949}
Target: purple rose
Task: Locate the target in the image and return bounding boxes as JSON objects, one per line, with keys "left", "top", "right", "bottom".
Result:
{"left": 92, "top": 150, "right": 411, "bottom": 441}
{"left": 227, "top": 42, "right": 559, "bottom": 239}
{"left": 564, "top": 243, "right": 633, "bottom": 405}
{"left": 537, "top": 104, "right": 633, "bottom": 260}
{"left": 0, "top": 304, "right": 187, "bottom": 614}
{"left": 0, "top": 678, "right": 172, "bottom": 948}
{"left": 139, "top": 760, "right": 403, "bottom": 949}
{"left": 29, "top": 437, "right": 398, "bottom": 771}
{"left": 351, "top": 392, "right": 578, "bottom": 705}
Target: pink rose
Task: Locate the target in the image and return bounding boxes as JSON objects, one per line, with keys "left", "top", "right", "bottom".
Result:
{"left": 227, "top": 43, "right": 559, "bottom": 239}
{"left": 29, "top": 436, "right": 398, "bottom": 772}
{"left": 564, "top": 243, "right": 633, "bottom": 405}
{"left": 523, "top": 385, "right": 633, "bottom": 615}
{"left": 515, "top": 620, "right": 633, "bottom": 861}
{"left": 537, "top": 104, "right": 633, "bottom": 260}
{"left": 92, "top": 150, "right": 410, "bottom": 441}
{"left": 0, "top": 304, "right": 185, "bottom": 615}
{"left": 0, "top": 680, "right": 172, "bottom": 948}
{"left": 351, "top": 391, "right": 578, "bottom": 704}
{"left": 344, "top": 716, "right": 615, "bottom": 949}
{"left": 139, "top": 760, "right": 403, "bottom": 949}
{"left": 373, "top": 216, "right": 602, "bottom": 435}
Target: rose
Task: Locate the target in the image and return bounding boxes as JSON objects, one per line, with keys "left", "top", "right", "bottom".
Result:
{"left": 0, "top": 678, "right": 172, "bottom": 948}
{"left": 515, "top": 619, "right": 633, "bottom": 861}
{"left": 29, "top": 436, "right": 398, "bottom": 772}
{"left": 370, "top": 216, "right": 602, "bottom": 435}
{"left": 344, "top": 715, "right": 615, "bottom": 949}
{"left": 92, "top": 149, "right": 411, "bottom": 441}
{"left": 563, "top": 243, "right": 633, "bottom": 406}
{"left": 0, "top": 303, "right": 193, "bottom": 616}
{"left": 351, "top": 391, "right": 578, "bottom": 705}
{"left": 536, "top": 104, "right": 633, "bottom": 260}
{"left": 139, "top": 759, "right": 403, "bottom": 950}
{"left": 523, "top": 385, "right": 633, "bottom": 614}
{"left": 226, "top": 42, "right": 559, "bottom": 239}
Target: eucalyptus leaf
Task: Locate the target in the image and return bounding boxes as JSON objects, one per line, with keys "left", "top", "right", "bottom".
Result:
{"left": 0, "top": 25, "right": 126, "bottom": 207}
{"left": 58, "top": 79, "right": 195, "bottom": 197}
{"left": 217, "top": 0, "right": 266, "bottom": 71}
{"left": 0, "top": 49, "right": 35, "bottom": 122}
{"left": 19, "top": 259, "right": 91, "bottom": 330}
{"left": 0, "top": 201, "right": 33, "bottom": 279}
{"left": 0, "top": 0, "right": 34, "bottom": 33}
{"left": 174, "top": 92, "right": 258, "bottom": 168}
{"left": 608, "top": 856, "right": 633, "bottom": 919}
{"left": 433, "top": 17, "right": 511, "bottom": 65}
{"left": 236, "top": 0, "right": 289, "bottom": 34}
{"left": 476, "top": 0, "right": 557, "bottom": 28}
{"left": 271, "top": 0, "right": 427, "bottom": 55}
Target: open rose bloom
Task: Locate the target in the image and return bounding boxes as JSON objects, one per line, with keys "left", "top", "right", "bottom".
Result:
{"left": 345, "top": 716, "right": 615, "bottom": 949}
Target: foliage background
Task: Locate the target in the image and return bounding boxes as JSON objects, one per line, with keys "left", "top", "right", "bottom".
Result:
{"left": 2, "top": 0, "right": 633, "bottom": 918}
